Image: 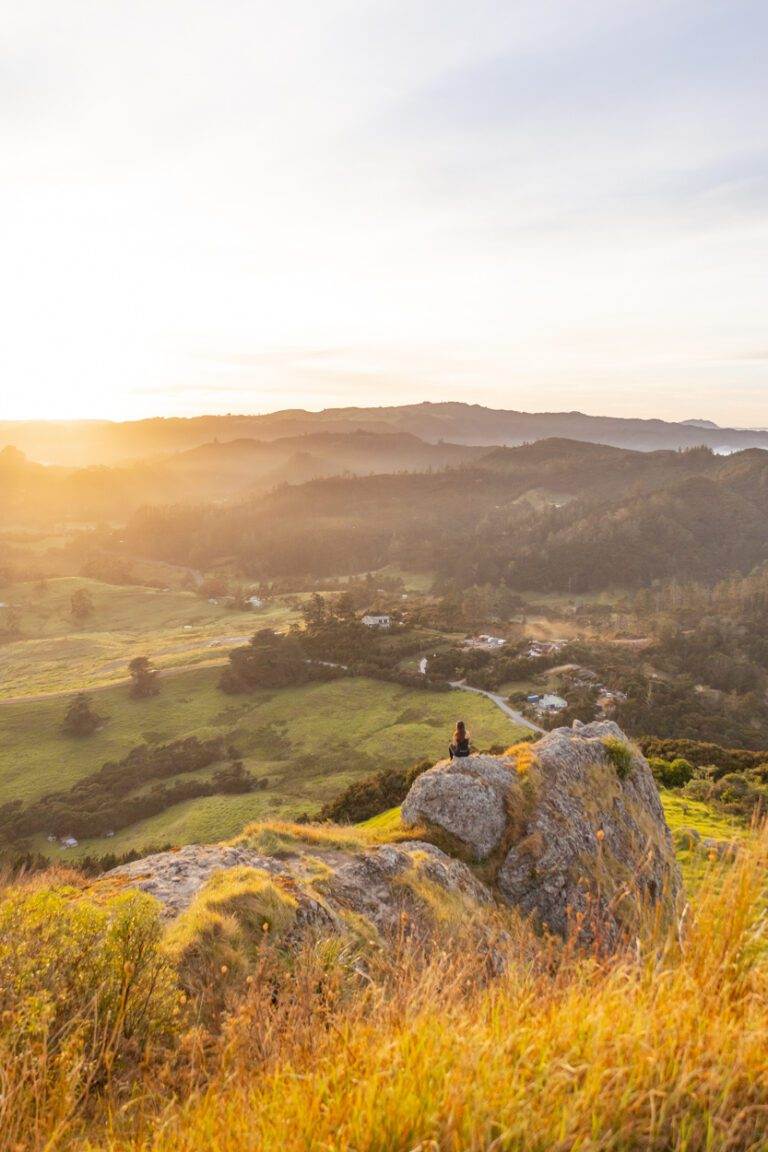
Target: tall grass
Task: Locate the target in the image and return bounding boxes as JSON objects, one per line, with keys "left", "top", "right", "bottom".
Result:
{"left": 2, "top": 830, "right": 768, "bottom": 1151}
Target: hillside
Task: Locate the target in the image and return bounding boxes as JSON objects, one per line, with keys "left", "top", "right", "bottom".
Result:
{"left": 0, "top": 432, "right": 484, "bottom": 525}
{"left": 118, "top": 440, "right": 768, "bottom": 589}
{"left": 2, "top": 723, "right": 765, "bottom": 1151}
{"left": 0, "top": 665, "right": 526, "bottom": 861}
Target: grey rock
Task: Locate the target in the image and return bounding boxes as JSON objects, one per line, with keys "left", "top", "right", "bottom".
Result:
{"left": 401, "top": 754, "right": 516, "bottom": 860}
{"left": 402, "top": 720, "right": 682, "bottom": 949}
{"left": 106, "top": 844, "right": 288, "bottom": 918}
{"left": 105, "top": 838, "right": 491, "bottom": 942}
{"left": 701, "top": 837, "right": 740, "bottom": 860}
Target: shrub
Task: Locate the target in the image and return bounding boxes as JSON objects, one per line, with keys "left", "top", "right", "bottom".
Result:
{"left": 128, "top": 656, "right": 160, "bottom": 698}
{"left": 0, "top": 882, "right": 178, "bottom": 1142}
{"left": 602, "top": 737, "right": 633, "bottom": 780}
{"left": 62, "top": 691, "right": 104, "bottom": 737}
{"left": 320, "top": 759, "right": 434, "bottom": 823}
{"left": 649, "top": 756, "right": 695, "bottom": 789}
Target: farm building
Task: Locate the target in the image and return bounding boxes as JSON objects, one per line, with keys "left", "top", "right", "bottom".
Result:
{"left": 537, "top": 694, "right": 568, "bottom": 713}
{"left": 362, "top": 613, "right": 391, "bottom": 629}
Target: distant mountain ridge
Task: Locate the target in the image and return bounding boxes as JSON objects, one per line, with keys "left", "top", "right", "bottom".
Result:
{"left": 3, "top": 402, "right": 767, "bottom": 466}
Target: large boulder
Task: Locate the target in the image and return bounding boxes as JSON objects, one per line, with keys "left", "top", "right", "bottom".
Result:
{"left": 401, "top": 720, "right": 682, "bottom": 949}
{"left": 401, "top": 754, "right": 516, "bottom": 860}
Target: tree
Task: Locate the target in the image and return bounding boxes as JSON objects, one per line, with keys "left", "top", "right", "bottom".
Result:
{"left": 62, "top": 692, "right": 103, "bottom": 737}
{"left": 212, "top": 760, "right": 258, "bottom": 794}
{"left": 220, "top": 629, "right": 309, "bottom": 692}
{"left": 128, "top": 656, "right": 160, "bottom": 699}
{"left": 70, "top": 588, "right": 94, "bottom": 622}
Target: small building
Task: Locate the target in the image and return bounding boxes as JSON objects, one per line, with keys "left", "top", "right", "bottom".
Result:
{"left": 247, "top": 595, "right": 264, "bottom": 609}
{"left": 362, "top": 613, "right": 391, "bottom": 629}
{"left": 596, "top": 689, "right": 627, "bottom": 713}
{"left": 61, "top": 836, "right": 78, "bottom": 849}
{"left": 526, "top": 639, "right": 567, "bottom": 659}
{"left": 538, "top": 694, "right": 568, "bottom": 713}
{"left": 463, "top": 634, "right": 506, "bottom": 651}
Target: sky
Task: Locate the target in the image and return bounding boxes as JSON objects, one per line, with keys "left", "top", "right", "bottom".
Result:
{"left": 1, "top": 0, "right": 767, "bottom": 425}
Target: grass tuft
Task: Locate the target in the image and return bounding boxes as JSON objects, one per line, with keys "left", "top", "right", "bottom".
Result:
{"left": 602, "top": 735, "right": 635, "bottom": 780}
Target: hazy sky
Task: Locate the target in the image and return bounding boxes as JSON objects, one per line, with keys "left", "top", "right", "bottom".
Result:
{"left": 2, "top": 0, "right": 767, "bottom": 424}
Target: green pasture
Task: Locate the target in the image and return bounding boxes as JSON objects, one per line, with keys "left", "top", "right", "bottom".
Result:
{"left": 0, "top": 577, "right": 299, "bottom": 697}
{"left": 1, "top": 670, "right": 526, "bottom": 859}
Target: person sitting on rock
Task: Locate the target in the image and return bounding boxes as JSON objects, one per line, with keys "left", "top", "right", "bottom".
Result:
{"left": 449, "top": 720, "right": 471, "bottom": 759}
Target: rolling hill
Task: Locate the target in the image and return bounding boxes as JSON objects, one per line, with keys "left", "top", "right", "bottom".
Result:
{"left": 3, "top": 402, "right": 768, "bottom": 466}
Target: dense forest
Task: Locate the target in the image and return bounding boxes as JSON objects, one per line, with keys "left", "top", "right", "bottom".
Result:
{"left": 111, "top": 441, "right": 768, "bottom": 591}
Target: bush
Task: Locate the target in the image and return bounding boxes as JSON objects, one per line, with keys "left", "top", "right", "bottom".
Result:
{"left": 602, "top": 737, "right": 633, "bottom": 780}
{"left": 649, "top": 756, "right": 695, "bottom": 789}
{"left": 320, "top": 759, "right": 434, "bottom": 823}
{"left": 62, "top": 691, "right": 104, "bottom": 737}
{"left": 0, "top": 882, "right": 178, "bottom": 1140}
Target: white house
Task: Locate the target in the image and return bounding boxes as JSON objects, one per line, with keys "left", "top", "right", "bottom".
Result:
{"left": 248, "top": 595, "right": 263, "bottom": 608}
{"left": 463, "top": 634, "right": 506, "bottom": 651}
{"left": 362, "top": 613, "right": 391, "bottom": 629}
{"left": 538, "top": 694, "right": 568, "bottom": 712}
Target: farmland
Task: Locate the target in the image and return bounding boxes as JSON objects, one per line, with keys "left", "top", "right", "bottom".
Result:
{"left": 0, "top": 663, "right": 527, "bottom": 859}
{"left": 0, "top": 577, "right": 300, "bottom": 698}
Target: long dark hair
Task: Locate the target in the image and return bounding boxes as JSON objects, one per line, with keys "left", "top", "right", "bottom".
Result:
{"left": 453, "top": 720, "right": 467, "bottom": 745}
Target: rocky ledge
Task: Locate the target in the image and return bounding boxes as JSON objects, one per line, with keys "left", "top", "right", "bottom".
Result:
{"left": 105, "top": 721, "right": 682, "bottom": 956}
{"left": 402, "top": 719, "right": 682, "bottom": 947}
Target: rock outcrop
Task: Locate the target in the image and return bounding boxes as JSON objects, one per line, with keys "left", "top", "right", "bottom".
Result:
{"left": 402, "top": 720, "right": 682, "bottom": 948}
{"left": 104, "top": 720, "right": 681, "bottom": 961}
{"left": 401, "top": 754, "right": 515, "bottom": 860}
{"left": 105, "top": 837, "right": 493, "bottom": 942}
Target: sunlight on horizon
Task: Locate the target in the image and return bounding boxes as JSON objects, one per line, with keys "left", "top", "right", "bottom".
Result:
{"left": 2, "top": 1, "right": 767, "bottom": 426}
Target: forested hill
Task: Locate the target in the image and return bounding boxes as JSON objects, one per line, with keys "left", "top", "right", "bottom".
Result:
{"left": 120, "top": 439, "right": 768, "bottom": 591}
{"left": 3, "top": 402, "right": 768, "bottom": 465}
{"left": 0, "top": 432, "right": 484, "bottom": 524}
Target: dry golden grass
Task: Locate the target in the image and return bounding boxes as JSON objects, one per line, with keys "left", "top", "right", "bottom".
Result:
{"left": 235, "top": 815, "right": 425, "bottom": 855}
{"left": 2, "top": 828, "right": 768, "bottom": 1151}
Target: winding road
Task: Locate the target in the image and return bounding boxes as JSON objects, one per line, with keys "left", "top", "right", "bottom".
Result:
{"left": 418, "top": 655, "right": 544, "bottom": 734}
{"left": 448, "top": 680, "right": 545, "bottom": 734}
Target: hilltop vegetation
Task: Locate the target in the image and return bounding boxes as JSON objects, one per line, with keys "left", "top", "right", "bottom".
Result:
{"left": 1, "top": 810, "right": 765, "bottom": 1151}
{"left": 113, "top": 440, "right": 768, "bottom": 591}
{"left": 0, "top": 431, "right": 484, "bottom": 524}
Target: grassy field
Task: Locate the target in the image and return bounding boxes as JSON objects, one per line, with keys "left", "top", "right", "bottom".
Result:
{"left": 661, "top": 791, "right": 746, "bottom": 887}
{"left": 0, "top": 668, "right": 526, "bottom": 859}
{"left": 373, "top": 564, "right": 435, "bottom": 593}
{"left": 0, "top": 577, "right": 300, "bottom": 697}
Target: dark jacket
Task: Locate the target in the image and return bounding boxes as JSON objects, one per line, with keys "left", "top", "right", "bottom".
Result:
{"left": 449, "top": 737, "right": 470, "bottom": 759}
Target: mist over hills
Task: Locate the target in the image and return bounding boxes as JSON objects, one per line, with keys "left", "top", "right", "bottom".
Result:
{"left": 120, "top": 438, "right": 768, "bottom": 592}
{"left": 0, "top": 431, "right": 484, "bottom": 523}
{"left": 3, "top": 402, "right": 768, "bottom": 466}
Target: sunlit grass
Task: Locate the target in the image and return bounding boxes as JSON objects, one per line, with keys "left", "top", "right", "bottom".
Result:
{"left": 0, "top": 577, "right": 300, "bottom": 698}
{"left": 0, "top": 824, "right": 761, "bottom": 1151}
